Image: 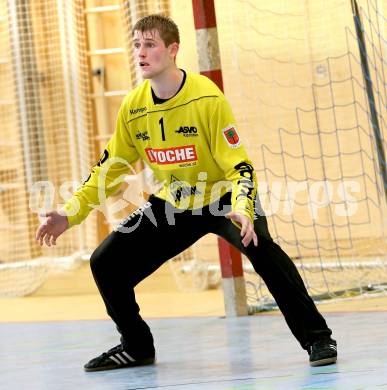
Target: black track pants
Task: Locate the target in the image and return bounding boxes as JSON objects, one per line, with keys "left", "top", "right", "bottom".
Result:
{"left": 89, "top": 193, "right": 332, "bottom": 355}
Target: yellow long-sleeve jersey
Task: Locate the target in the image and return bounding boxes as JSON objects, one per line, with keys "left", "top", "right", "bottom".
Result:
{"left": 63, "top": 72, "right": 257, "bottom": 227}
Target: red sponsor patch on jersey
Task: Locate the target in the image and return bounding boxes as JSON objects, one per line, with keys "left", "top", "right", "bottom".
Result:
{"left": 145, "top": 145, "right": 197, "bottom": 165}
{"left": 222, "top": 126, "right": 241, "bottom": 148}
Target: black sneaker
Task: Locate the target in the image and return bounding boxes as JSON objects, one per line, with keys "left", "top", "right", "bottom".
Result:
{"left": 84, "top": 344, "right": 156, "bottom": 372}
{"left": 309, "top": 338, "right": 337, "bottom": 367}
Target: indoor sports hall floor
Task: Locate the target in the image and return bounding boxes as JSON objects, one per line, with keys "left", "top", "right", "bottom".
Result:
{"left": 2, "top": 313, "right": 387, "bottom": 389}
{"left": 2, "top": 264, "right": 387, "bottom": 389}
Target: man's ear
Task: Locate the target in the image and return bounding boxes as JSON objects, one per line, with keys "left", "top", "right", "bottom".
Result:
{"left": 169, "top": 42, "right": 179, "bottom": 59}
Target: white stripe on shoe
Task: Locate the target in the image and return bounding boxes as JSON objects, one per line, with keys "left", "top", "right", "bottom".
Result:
{"left": 115, "top": 353, "right": 128, "bottom": 364}
{"left": 122, "top": 351, "right": 135, "bottom": 362}
{"left": 109, "top": 356, "right": 122, "bottom": 365}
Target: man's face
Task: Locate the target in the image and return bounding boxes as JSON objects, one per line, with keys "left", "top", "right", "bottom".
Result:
{"left": 133, "top": 29, "right": 178, "bottom": 79}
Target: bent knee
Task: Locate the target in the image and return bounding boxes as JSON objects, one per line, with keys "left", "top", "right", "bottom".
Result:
{"left": 89, "top": 246, "right": 106, "bottom": 275}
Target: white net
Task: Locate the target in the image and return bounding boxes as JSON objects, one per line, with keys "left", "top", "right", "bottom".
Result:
{"left": 0, "top": 0, "right": 99, "bottom": 296}
{"left": 212, "top": 0, "right": 387, "bottom": 309}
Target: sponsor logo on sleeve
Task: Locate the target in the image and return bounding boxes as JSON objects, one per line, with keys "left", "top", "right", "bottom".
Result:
{"left": 235, "top": 161, "right": 254, "bottom": 201}
{"left": 83, "top": 149, "right": 109, "bottom": 184}
{"left": 222, "top": 126, "right": 241, "bottom": 148}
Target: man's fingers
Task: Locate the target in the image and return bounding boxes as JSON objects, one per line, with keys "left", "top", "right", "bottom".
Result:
{"left": 241, "top": 228, "right": 258, "bottom": 248}
{"left": 39, "top": 231, "right": 47, "bottom": 246}
{"left": 226, "top": 212, "right": 257, "bottom": 247}
{"left": 50, "top": 234, "right": 57, "bottom": 246}
{"left": 38, "top": 227, "right": 53, "bottom": 247}
{"left": 35, "top": 227, "right": 42, "bottom": 241}
{"left": 240, "top": 220, "right": 248, "bottom": 237}
{"left": 36, "top": 225, "right": 47, "bottom": 241}
{"left": 38, "top": 231, "right": 56, "bottom": 247}
{"left": 242, "top": 233, "right": 250, "bottom": 247}
{"left": 253, "top": 232, "right": 258, "bottom": 247}
{"left": 44, "top": 234, "right": 52, "bottom": 247}
{"left": 241, "top": 227, "right": 251, "bottom": 247}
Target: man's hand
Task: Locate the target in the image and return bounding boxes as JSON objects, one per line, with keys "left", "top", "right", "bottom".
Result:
{"left": 225, "top": 212, "right": 258, "bottom": 247}
{"left": 35, "top": 211, "right": 69, "bottom": 247}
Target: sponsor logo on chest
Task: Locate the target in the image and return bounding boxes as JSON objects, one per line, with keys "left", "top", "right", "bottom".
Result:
{"left": 135, "top": 130, "right": 150, "bottom": 141}
{"left": 145, "top": 145, "right": 197, "bottom": 165}
{"left": 130, "top": 107, "right": 147, "bottom": 115}
{"left": 175, "top": 126, "right": 198, "bottom": 137}
{"left": 170, "top": 174, "right": 201, "bottom": 202}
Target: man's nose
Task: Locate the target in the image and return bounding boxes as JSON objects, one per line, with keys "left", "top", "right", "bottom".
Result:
{"left": 138, "top": 46, "right": 146, "bottom": 57}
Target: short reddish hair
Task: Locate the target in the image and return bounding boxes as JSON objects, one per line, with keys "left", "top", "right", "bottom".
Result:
{"left": 133, "top": 14, "right": 180, "bottom": 46}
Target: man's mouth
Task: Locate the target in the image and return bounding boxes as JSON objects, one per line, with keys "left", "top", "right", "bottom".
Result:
{"left": 139, "top": 62, "right": 150, "bottom": 67}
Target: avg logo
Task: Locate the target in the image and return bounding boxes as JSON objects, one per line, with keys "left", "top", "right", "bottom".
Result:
{"left": 222, "top": 126, "right": 241, "bottom": 148}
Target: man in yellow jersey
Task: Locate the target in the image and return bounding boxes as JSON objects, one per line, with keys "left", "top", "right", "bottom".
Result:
{"left": 36, "top": 14, "right": 337, "bottom": 371}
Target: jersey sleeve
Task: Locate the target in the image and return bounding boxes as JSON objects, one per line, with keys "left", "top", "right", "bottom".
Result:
{"left": 209, "top": 97, "right": 257, "bottom": 223}
{"left": 62, "top": 102, "right": 140, "bottom": 227}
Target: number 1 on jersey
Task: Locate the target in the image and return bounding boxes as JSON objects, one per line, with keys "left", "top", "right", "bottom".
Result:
{"left": 159, "top": 117, "right": 166, "bottom": 141}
